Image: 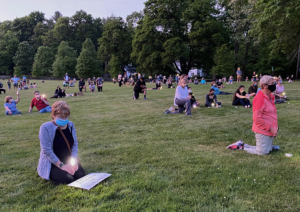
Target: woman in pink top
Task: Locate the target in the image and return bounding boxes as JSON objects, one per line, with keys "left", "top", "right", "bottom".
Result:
{"left": 227, "top": 75, "right": 278, "bottom": 155}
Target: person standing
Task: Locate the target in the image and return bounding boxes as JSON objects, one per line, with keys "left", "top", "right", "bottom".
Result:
{"left": 236, "top": 67, "right": 242, "bottom": 83}
{"left": 11, "top": 75, "right": 20, "bottom": 90}
{"left": 133, "top": 77, "right": 147, "bottom": 100}
{"left": 29, "top": 91, "right": 52, "bottom": 113}
{"left": 64, "top": 73, "right": 69, "bottom": 89}
{"left": 78, "top": 78, "right": 86, "bottom": 92}
{"left": 252, "top": 72, "right": 257, "bottom": 81}
{"left": 97, "top": 77, "right": 103, "bottom": 92}
{"left": 7, "top": 79, "right": 11, "bottom": 90}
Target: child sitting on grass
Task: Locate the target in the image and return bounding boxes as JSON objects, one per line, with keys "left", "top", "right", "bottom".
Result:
{"left": 188, "top": 87, "right": 200, "bottom": 107}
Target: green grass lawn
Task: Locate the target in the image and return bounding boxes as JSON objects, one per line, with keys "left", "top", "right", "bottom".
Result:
{"left": 1, "top": 79, "right": 300, "bottom": 211}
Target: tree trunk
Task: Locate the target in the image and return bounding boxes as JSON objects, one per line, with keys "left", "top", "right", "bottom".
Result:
{"left": 296, "top": 45, "right": 300, "bottom": 79}
{"left": 243, "top": 41, "right": 251, "bottom": 80}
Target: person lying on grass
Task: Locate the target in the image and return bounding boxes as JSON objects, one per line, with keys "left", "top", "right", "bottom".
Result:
{"left": 29, "top": 91, "right": 51, "bottom": 113}
{"left": 37, "top": 101, "right": 85, "bottom": 185}
{"left": 4, "top": 91, "right": 21, "bottom": 115}
{"left": 148, "top": 80, "right": 162, "bottom": 90}
{"left": 211, "top": 82, "right": 231, "bottom": 95}
{"left": 232, "top": 85, "right": 251, "bottom": 108}
{"left": 205, "top": 88, "right": 219, "bottom": 107}
{"left": 227, "top": 75, "right": 279, "bottom": 155}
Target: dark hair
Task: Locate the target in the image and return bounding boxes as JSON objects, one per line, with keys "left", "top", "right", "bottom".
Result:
{"left": 141, "top": 77, "right": 145, "bottom": 81}
{"left": 34, "top": 91, "right": 39, "bottom": 95}
{"left": 233, "top": 85, "right": 245, "bottom": 101}
{"left": 188, "top": 87, "right": 191, "bottom": 89}
{"left": 208, "top": 88, "right": 215, "bottom": 95}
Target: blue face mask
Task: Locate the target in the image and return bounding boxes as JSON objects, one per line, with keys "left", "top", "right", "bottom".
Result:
{"left": 254, "top": 84, "right": 257, "bottom": 86}
{"left": 55, "top": 118, "right": 69, "bottom": 127}
{"left": 279, "top": 80, "right": 282, "bottom": 83}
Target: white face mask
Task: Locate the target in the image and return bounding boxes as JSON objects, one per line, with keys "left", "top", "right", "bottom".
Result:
{"left": 9, "top": 99, "right": 14, "bottom": 103}
{"left": 188, "top": 90, "right": 192, "bottom": 93}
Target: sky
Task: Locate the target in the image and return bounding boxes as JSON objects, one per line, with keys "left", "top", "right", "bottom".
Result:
{"left": 0, "top": 0, "right": 146, "bottom": 22}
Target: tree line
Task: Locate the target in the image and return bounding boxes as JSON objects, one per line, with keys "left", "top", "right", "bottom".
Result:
{"left": 0, "top": 0, "right": 299, "bottom": 79}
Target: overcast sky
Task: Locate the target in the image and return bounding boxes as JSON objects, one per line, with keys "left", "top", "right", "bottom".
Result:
{"left": 0, "top": 0, "right": 146, "bottom": 22}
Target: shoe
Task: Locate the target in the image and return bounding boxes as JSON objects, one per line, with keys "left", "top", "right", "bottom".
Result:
{"left": 164, "top": 110, "right": 170, "bottom": 114}
{"left": 226, "top": 140, "right": 244, "bottom": 150}
{"left": 144, "top": 97, "right": 147, "bottom": 100}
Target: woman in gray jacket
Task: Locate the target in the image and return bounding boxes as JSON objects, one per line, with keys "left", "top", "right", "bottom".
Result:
{"left": 37, "top": 101, "right": 85, "bottom": 185}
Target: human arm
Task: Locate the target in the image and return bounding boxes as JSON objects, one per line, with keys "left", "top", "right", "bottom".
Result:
{"left": 5, "top": 105, "right": 12, "bottom": 115}
{"left": 41, "top": 97, "right": 49, "bottom": 105}
{"left": 15, "top": 92, "right": 20, "bottom": 104}
{"left": 29, "top": 99, "right": 34, "bottom": 113}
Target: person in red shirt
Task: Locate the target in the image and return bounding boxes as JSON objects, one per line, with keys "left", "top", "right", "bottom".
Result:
{"left": 227, "top": 75, "right": 278, "bottom": 155}
{"left": 29, "top": 91, "right": 51, "bottom": 113}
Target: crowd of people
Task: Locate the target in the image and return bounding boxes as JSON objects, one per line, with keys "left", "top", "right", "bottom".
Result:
{"left": 0, "top": 69, "right": 293, "bottom": 186}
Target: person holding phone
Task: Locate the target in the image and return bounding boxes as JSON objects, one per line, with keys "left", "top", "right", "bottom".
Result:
{"left": 29, "top": 91, "right": 51, "bottom": 113}
{"left": 37, "top": 101, "right": 85, "bottom": 184}
{"left": 4, "top": 91, "right": 21, "bottom": 115}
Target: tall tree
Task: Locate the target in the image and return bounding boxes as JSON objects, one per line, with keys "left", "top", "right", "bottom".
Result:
{"left": 132, "top": 0, "right": 227, "bottom": 75}
{"left": 98, "top": 17, "right": 133, "bottom": 72}
{"left": 105, "top": 54, "right": 121, "bottom": 77}
{"left": 212, "top": 44, "right": 235, "bottom": 77}
{"left": 32, "top": 46, "right": 55, "bottom": 77}
{"left": 0, "top": 31, "right": 19, "bottom": 75}
{"left": 13, "top": 41, "right": 34, "bottom": 76}
{"left": 52, "top": 41, "right": 77, "bottom": 77}
{"left": 76, "top": 38, "right": 102, "bottom": 78}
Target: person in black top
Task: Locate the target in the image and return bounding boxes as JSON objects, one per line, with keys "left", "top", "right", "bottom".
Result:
{"left": 205, "top": 89, "right": 219, "bottom": 107}
{"left": 232, "top": 85, "right": 251, "bottom": 108}
{"left": 7, "top": 79, "right": 11, "bottom": 90}
{"left": 78, "top": 78, "right": 86, "bottom": 92}
{"left": 50, "top": 86, "right": 64, "bottom": 98}
{"left": 0, "top": 81, "right": 6, "bottom": 94}
{"left": 188, "top": 87, "right": 200, "bottom": 107}
{"left": 216, "top": 79, "right": 225, "bottom": 88}
{"left": 133, "top": 77, "right": 147, "bottom": 100}
{"left": 252, "top": 71, "right": 257, "bottom": 81}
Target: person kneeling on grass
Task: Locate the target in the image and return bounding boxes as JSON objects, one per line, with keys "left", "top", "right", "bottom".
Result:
{"left": 0, "top": 81, "right": 6, "bottom": 94}
{"left": 174, "top": 78, "right": 191, "bottom": 115}
{"left": 29, "top": 91, "right": 51, "bottom": 113}
{"left": 205, "top": 89, "right": 219, "bottom": 107}
{"left": 227, "top": 75, "right": 279, "bottom": 155}
{"left": 89, "top": 82, "right": 95, "bottom": 92}
{"left": 37, "top": 101, "right": 85, "bottom": 185}
{"left": 232, "top": 85, "right": 251, "bottom": 108}
{"left": 4, "top": 91, "right": 21, "bottom": 115}
{"left": 133, "top": 77, "right": 147, "bottom": 100}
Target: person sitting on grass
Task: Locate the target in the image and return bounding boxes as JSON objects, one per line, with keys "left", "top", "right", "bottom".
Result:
{"left": 188, "top": 87, "right": 200, "bottom": 107}
{"left": 29, "top": 91, "right": 52, "bottom": 113}
{"left": 69, "top": 80, "right": 74, "bottom": 87}
{"left": 173, "top": 78, "right": 191, "bottom": 115}
{"left": 194, "top": 77, "right": 199, "bottom": 85}
{"left": 4, "top": 91, "right": 21, "bottom": 115}
{"left": 50, "top": 86, "right": 65, "bottom": 99}
{"left": 167, "top": 78, "right": 173, "bottom": 88}
{"left": 274, "top": 78, "right": 288, "bottom": 102}
{"left": 133, "top": 77, "right": 147, "bottom": 100}
{"left": 217, "top": 79, "right": 225, "bottom": 88}
{"left": 0, "top": 81, "right": 6, "bottom": 94}
{"left": 226, "top": 76, "right": 233, "bottom": 84}
{"left": 30, "top": 83, "right": 33, "bottom": 88}
{"left": 245, "top": 76, "right": 249, "bottom": 82}
{"left": 248, "top": 81, "right": 258, "bottom": 97}
{"left": 113, "top": 77, "right": 117, "bottom": 84}
{"left": 37, "top": 101, "right": 86, "bottom": 185}
{"left": 149, "top": 80, "right": 162, "bottom": 90}
{"left": 34, "top": 83, "right": 37, "bottom": 88}
{"left": 205, "top": 88, "right": 219, "bottom": 107}
{"left": 200, "top": 78, "right": 207, "bottom": 84}
{"left": 232, "top": 85, "right": 251, "bottom": 108}
{"left": 89, "top": 82, "right": 95, "bottom": 92}
{"left": 227, "top": 75, "right": 278, "bottom": 155}
{"left": 211, "top": 82, "right": 231, "bottom": 95}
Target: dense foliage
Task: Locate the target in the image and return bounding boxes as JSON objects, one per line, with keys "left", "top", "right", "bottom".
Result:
{"left": 0, "top": 0, "right": 299, "bottom": 78}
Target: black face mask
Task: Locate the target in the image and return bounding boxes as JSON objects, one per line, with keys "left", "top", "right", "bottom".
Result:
{"left": 267, "top": 84, "right": 276, "bottom": 92}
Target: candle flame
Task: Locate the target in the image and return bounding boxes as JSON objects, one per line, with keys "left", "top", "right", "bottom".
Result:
{"left": 70, "top": 158, "right": 76, "bottom": 166}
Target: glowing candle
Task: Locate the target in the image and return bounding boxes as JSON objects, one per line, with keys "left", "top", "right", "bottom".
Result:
{"left": 193, "top": 104, "right": 197, "bottom": 108}
{"left": 42, "top": 94, "right": 45, "bottom": 98}
{"left": 212, "top": 103, "right": 215, "bottom": 107}
{"left": 70, "top": 158, "right": 76, "bottom": 166}
{"left": 282, "top": 92, "right": 285, "bottom": 96}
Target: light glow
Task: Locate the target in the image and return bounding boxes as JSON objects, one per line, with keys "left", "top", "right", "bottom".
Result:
{"left": 70, "top": 158, "right": 76, "bottom": 166}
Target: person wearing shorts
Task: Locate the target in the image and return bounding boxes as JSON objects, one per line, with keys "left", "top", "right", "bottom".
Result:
{"left": 11, "top": 75, "right": 20, "bottom": 90}
{"left": 236, "top": 67, "right": 242, "bottom": 83}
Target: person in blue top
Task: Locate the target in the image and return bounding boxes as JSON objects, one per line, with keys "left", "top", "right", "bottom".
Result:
{"left": 200, "top": 78, "right": 207, "bottom": 84}
{"left": 11, "top": 75, "right": 20, "bottom": 90}
{"left": 23, "top": 75, "right": 26, "bottom": 82}
{"left": 64, "top": 73, "right": 69, "bottom": 89}
{"left": 210, "top": 81, "right": 232, "bottom": 95}
{"left": 4, "top": 91, "right": 21, "bottom": 115}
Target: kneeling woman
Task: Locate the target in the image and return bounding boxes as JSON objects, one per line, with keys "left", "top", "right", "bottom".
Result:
{"left": 232, "top": 85, "right": 251, "bottom": 108}
{"left": 37, "top": 101, "right": 85, "bottom": 185}
{"left": 174, "top": 78, "right": 191, "bottom": 115}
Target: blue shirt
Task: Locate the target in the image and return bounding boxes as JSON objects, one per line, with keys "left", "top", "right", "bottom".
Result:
{"left": 201, "top": 80, "right": 206, "bottom": 84}
{"left": 11, "top": 78, "right": 20, "bottom": 83}
{"left": 23, "top": 76, "right": 26, "bottom": 80}
{"left": 175, "top": 85, "right": 189, "bottom": 99}
{"left": 4, "top": 100, "right": 18, "bottom": 112}
{"left": 211, "top": 86, "right": 220, "bottom": 95}
{"left": 257, "top": 88, "right": 261, "bottom": 94}
{"left": 65, "top": 76, "right": 69, "bottom": 81}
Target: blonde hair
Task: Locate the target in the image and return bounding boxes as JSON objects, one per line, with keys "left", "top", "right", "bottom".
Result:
{"left": 51, "top": 101, "right": 70, "bottom": 119}
{"left": 4, "top": 96, "right": 12, "bottom": 103}
{"left": 260, "top": 75, "right": 273, "bottom": 89}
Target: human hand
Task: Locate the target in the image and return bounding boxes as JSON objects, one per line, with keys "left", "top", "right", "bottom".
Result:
{"left": 8, "top": 111, "right": 12, "bottom": 115}
{"left": 270, "top": 127, "right": 278, "bottom": 137}
{"left": 61, "top": 164, "right": 76, "bottom": 175}
{"left": 73, "top": 164, "right": 79, "bottom": 172}
{"left": 216, "top": 104, "right": 219, "bottom": 108}
{"left": 17, "top": 91, "right": 19, "bottom": 95}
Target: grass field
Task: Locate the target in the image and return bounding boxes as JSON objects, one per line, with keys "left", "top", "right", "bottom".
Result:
{"left": 1, "top": 79, "right": 300, "bottom": 211}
